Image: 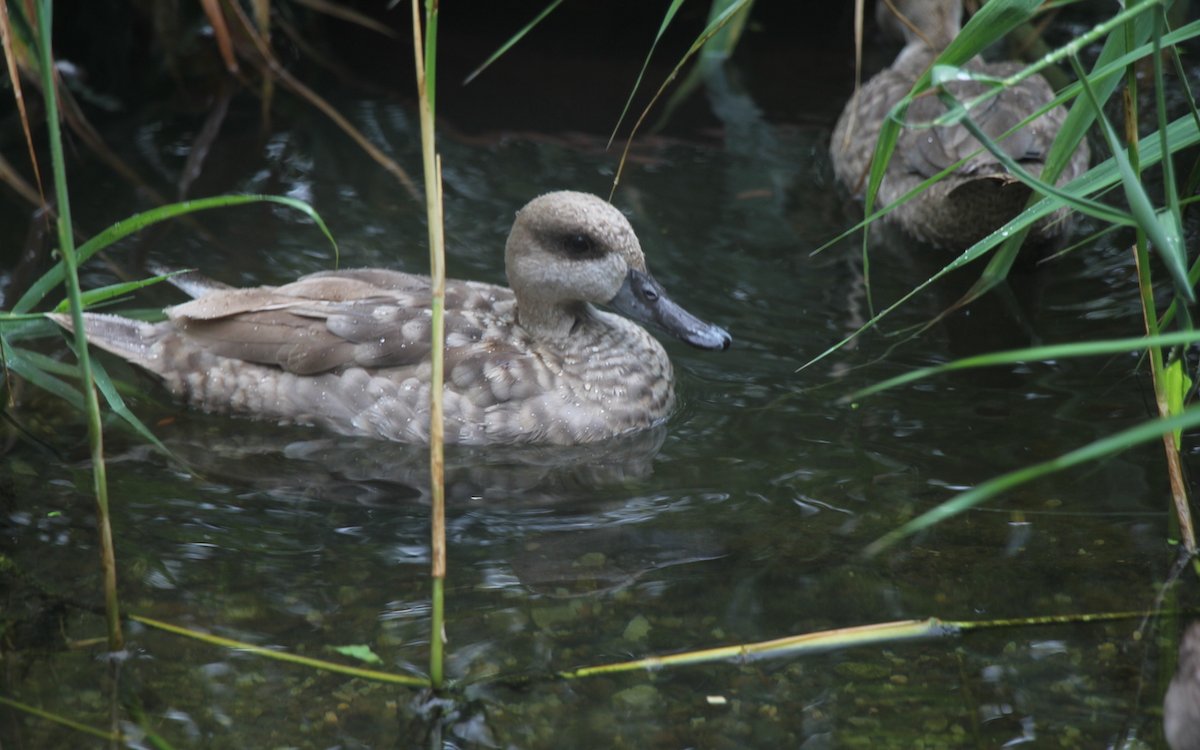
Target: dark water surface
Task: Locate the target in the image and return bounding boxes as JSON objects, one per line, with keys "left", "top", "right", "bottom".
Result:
{"left": 2, "top": 6, "right": 1197, "bottom": 748}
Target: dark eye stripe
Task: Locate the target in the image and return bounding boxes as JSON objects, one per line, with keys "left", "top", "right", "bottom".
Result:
{"left": 558, "top": 232, "right": 602, "bottom": 259}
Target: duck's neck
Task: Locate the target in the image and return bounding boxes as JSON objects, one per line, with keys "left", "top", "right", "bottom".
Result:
{"left": 515, "top": 300, "right": 596, "bottom": 342}
{"left": 893, "top": 42, "right": 938, "bottom": 77}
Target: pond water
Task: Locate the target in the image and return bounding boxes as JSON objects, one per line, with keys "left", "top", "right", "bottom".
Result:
{"left": 2, "top": 4, "right": 1198, "bottom": 748}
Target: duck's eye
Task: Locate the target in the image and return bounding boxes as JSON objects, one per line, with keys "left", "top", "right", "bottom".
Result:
{"left": 560, "top": 232, "right": 599, "bottom": 257}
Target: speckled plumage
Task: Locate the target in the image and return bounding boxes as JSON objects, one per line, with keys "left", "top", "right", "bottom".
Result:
{"left": 830, "top": 0, "right": 1089, "bottom": 250}
{"left": 59, "top": 192, "right": 730, "bottom": 446}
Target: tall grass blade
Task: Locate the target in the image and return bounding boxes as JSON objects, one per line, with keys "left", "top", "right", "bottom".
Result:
{"left": 13, "top": 194, "right": 336, "bottom": 315}
{"left": 130, "top": 615, "right": 430, "bottom": 686}
{"left": 863, "top": 406, "right": 1200, "bottom": 556}
{"left": 801, "top": 112, "right": 1200, "bottom": 371}
{"left": 81, "top": 352, "right": 173, "bottom": 456}
{"left": 34, "top": 0, "right": 123, "bottom": 651}
{"left": 1151, "top": 6, "right": 1184, "bottom": 275}
{"left": 1166, "top": 359, "right": 1191, "bottom": 451}
{"left": 0, "top": 0, "right": 45, "bottom": 203}
{"left": 929, "top": 73, "right": 1130, "bottom": 223}
{"left": 863, "top": 0, "right": 1044, "bottom": 223}
{"left": 607, "top": 0, "right": 686, "bottom": 149}
{"left": 52, "top": 269, "right": 187, "bottom": 313}
{"left": 0, "top": 695, "right": 121, "bottom": 742}
{"left": 463, "top": 0, "right": 564, "bottom": 84}
{"left": 559, "top": 610, "right": 1145, "bottom": 678}
{"left": 846, "top": 330, "right": 1200, "bottom": 402}
{"left": 252, "top": 0, "right": 274, "bottom": 129}
{"left": 13, "top": 329, "right": 174, "bottom": 455}
{"left": 562, "top": 619, "right": 953, "bottom": 678}
{"left": 1069, "top": 53, "right": 1191, "bottom": 301}
{"left": 412, "top": 0, "right": 447, "bottom": 692}
{"left": 198, "top": 0, "right": 238, "bottom": 73}
{"left": 610, "top": 0, "right": 754, "bottom": 193}
{"left": 0, "top": 151, "right": 42, "bottom": 207}
{"left": 1, "top": 337, "right": 84, "bottom": 410}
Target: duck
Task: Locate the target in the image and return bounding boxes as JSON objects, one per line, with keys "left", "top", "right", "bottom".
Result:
{"left": 829, "top": 0, "right": 1089, "bottom": 250}
{"left": 55, "top": 191, "right": 731, "bottom": 446}
{"left": 1166, "top": 622, "right": 1200, "bottom": 750}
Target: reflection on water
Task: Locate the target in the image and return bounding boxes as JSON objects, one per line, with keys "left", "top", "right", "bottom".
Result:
{"left": 115, "top": 418, "right": 668, "bottom": 508}
{"left": 1, "top": 26, "right": 1195, "bottom": 749}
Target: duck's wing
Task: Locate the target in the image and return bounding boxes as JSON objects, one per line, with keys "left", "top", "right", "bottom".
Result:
{"left": 166, "top": 271, "right": 519, "bottom": 377}
{"left": 830, "top": 67, "right": 917, "bottom": 194}
{"left": 901, "top": 60, "right": 1065, "bottom": 179}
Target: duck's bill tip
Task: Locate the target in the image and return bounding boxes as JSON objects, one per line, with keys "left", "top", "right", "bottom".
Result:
{"left": 684, "top": 325, "right": 732, "bottom": 351}
{"left": 608, "top": 269, "right": 731, "bottom": 352}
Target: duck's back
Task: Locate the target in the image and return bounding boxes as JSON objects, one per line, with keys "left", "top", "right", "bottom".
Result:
{"left": 831, "top": 43, "right": 1088, "bottom": 249}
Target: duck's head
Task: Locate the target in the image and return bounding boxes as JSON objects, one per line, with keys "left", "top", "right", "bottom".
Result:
{"left": 505, "top": 191, "right": 731, "bottom": 351}
{"left": 877, "top": 0, "right": 962, "bottom": 50}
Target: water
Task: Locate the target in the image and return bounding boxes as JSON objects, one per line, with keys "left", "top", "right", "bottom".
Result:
{"left": 2, "top": 8, "right": 1196, "bottom": 748}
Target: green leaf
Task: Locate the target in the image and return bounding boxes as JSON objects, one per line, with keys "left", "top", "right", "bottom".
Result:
{"left": 800, "top": 112, "right": 1200, "bottom": 371}
{"left": 462, "top": 0, "right": 565, "bottom": 85}
{"left": 1166, "top": 358, "right": 1192, "bottom": 450}
{"left": 607, "top": 0, "right": 687, "bottom": 148}
{"left": 88, "top": 354, "right": 174, "bottom": 457}
{"left": 934, "top": 86, "right": 1134, "bottom": 225}
{"left": 610, "top": 0, "right": 755, "bottom": 192}
{"left": 1069, "top": 53, "right": 1193, "bottom": 301}
{"left": 917, "top": 1, "right": 1161, "bottom": 303}
{"left": 1, "top": 338, "right": 84, "bottom": 411}
{"left": 846, "top": 330, "right": 1200, "bottom": 402}
{"left": 865, "top": 406, "right": 1200, "bottom": 556}
{"left": 14, "top": 195, "right": 336, "bottom": 314}
{"left": 53, "top": 270, "right": 188, "bottom": 313}
{"left": 53, "top": 335, "right": 177, "bottom": 456}
{"left": 331, "top": 644, "right": 384, "bottom": 665}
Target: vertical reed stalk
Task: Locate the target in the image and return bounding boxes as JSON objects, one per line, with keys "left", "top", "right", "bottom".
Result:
{"left": 411, "top": 0, "right": 446, "bottom": 689}
{"left": 1123, "top": 7, "right": 1195, "bottom": 552}
{"left": 252, "top": 0, "right": 274, "bottom": 129}
{"left": 34, "top": 0, "right": 123, "bottom": 650}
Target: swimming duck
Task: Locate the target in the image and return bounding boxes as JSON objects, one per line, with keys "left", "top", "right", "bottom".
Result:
{"left": 829, "top": 0, "right": 1089, "bottom": 250}
{"left": 1166, "top": 622, "right": 1200, "bottom": 750}
{"left": 56, "top": 191, "right": 731, "bottom": 446}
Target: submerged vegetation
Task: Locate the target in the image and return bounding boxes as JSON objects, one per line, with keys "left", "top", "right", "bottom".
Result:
{"left": 1, "top": 0, "right": 1199, "bottom": 746}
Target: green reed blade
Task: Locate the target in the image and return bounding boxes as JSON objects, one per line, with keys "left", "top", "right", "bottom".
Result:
{"left": 800, "top": 112, "right": 1200, "bottom": 372}
{"left": 130, "top": 614, "right": 430, "bottom": 687}
{"left": 0, "top": 695, "right": 120, "bottom": 742}
{"left": 13, "top": 194, "right": 336, "bottom": 315}
{"left": 1, "top": 338, "right": 84, "bottom": 410}
{"left": 463, "top": 0, "right": 564, "bottom": 85}
{"left": 1070, "top": 53, "right": 1191, "bottom": 301}
{"left": 607, "top": 0, "right": 686, "bottom": 149}
{"left": 864, "top": 406, "right": 1200, "bottom": 556}
{"left": 846, "top": 330, "right": 1200, "bottom": 402}
{"left": 51, "top": 270, "right": 186, "bottom": 313}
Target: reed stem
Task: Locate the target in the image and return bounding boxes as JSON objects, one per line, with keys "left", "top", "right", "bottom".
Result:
{"left": 1122, "top": 6, "right": 1195, "bottom": 552}
{"left": 411, "top": 0, "right": 446, "bottom": 690}
{"left": 34, "top": 0, "right": 123, "bottom": 651}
